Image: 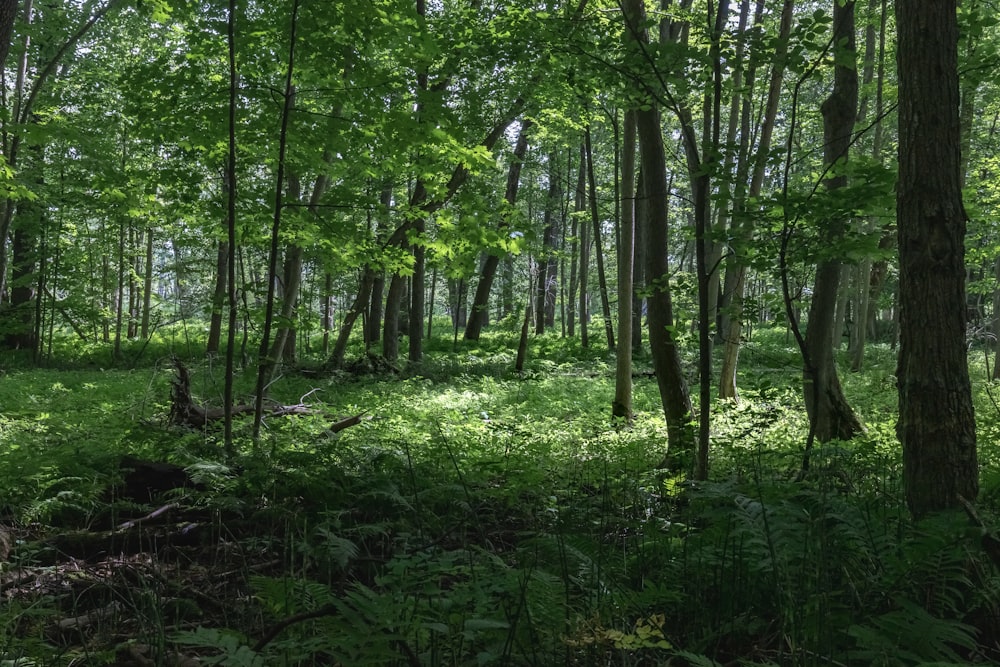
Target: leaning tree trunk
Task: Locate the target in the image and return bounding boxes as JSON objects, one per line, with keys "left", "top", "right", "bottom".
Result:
{"left": 896, "top": 0, "right": 977, "bottom": 518}
{"left": 464, "top": 119, "right": 532, "bottom": 341}
{"left": 802, "top": 0, "right": 863, "bottom": 447}
{"left": 585, "top": 127, "right": 615, "bottom": 350}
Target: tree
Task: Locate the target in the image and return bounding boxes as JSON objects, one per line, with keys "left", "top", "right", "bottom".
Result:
{"left": 801, "top": 0, "right": 863, "bottom": 446}
{"left": 895, "top": 0, "right": 978, "bottom": 518}
{"left": 622, "top": 0, "right": 695, "bottom": 469}
{"left": 612, "top": 109, "right": 636, "bottom": 422}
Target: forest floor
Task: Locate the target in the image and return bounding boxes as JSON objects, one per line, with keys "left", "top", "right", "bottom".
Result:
{"left": 2, "top": 327, "right": 1000, "bottom": 666}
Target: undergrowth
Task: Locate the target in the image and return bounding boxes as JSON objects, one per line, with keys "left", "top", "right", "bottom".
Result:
{"left": 0, "top": 327, "right": 999, "bottom": 665}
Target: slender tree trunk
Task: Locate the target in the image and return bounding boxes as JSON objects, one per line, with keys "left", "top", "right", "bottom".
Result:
{"left": 576, "top": 143, "right": 590, "bottom": 347}
{"left": 624, "top": 0, "right": 695, "bottom": 469}
{"left": 331, "top": 267, "right": 375, "bottom": 367}
{"left": 465, "top": 119, "right": 532, "bottom": 340}
{"left": 613, "top": 110, "right": 637, "bottom": 422}
{"left": 322, "top": 272, "right": 332, "bottom": 356}
{"left": 567, "top": 150, "right": 579, "bottom": 338}
{"left": 719, "top": 0, "right": 792, "bottom": 400}
{"left": 535, "top": 152, "right": 561, "bottom": 334}
{"left": 112, "top": 219, "right": 126, "bottom": 361}
{"left": 253, "top": 0, "right": 300, "bottom": 440}
{"left": 140, "top": 227, "right": 154, "bottom": 339}
{"left": 802, "top": 0, "right": 863, "bottom": 447}
{"left": 585, "top": 127, "right": 615, "bottom": 350}
{"left": 632, "top": 166, "right": 646, "bottom": 354}
{"left": 223, "top": 0, "right": 239, "bottom": 457}
{"left": 207, "top": 241, "right": 229, "bottom": 354}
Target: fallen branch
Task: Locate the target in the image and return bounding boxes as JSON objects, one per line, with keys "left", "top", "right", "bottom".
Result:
{"left": 328, "top": 412, "right": 370, "bottom": 434}
{"left": 116, "top": 503, "right": 179, "bottom": 532}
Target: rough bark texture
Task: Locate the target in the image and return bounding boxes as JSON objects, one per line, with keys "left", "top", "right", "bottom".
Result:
{"left": 802, "top": 0, "right": 863, "bottom": 443}
{"left": 895, "top": 0, "right": 978, "bottom": 518}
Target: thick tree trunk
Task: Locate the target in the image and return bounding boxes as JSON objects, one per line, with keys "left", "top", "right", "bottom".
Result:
{"left": 408, "top": 220, "right": 425, "bottom": 361}
{"left": 896, "top": 0, "right": 978, "bottom": 518}
{"left": 802, "top": 0, "right": 863, "bottom": 445}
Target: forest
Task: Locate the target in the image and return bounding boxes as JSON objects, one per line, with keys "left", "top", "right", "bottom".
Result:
{"left": 0, "top": 0, "right": 997, "bottom": 664}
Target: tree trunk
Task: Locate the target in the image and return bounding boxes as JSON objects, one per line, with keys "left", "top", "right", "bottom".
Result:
{"left": 464, "top": 119, "right": 532, "bottom": 340}
{"left": 623, "top": 0, "right": 695, "bottom": 469}
{"left": 408, "top": 219, "right": 425, "bottom": 361}
{"left": 896, "top": 0, "right": 978, "bottom": 518}
{"left": 585, "top": 127, "right": 615, "bottom": 350}
{"left": 719, "top": 0, "right": 792, "bottom": 400}
{"left": 848, "top": 0, "right": 885, "bottom": 372}
{"left": 253, "top": 0, "right": 300, "bottom": 440}
{"left": 535, "top": 152, "right": 561, "bottom": 334}
{"left": 802, "top": 0, "right": 863, "bottom": 446}
{"left": 140, "top": 227, "right": 154, "bottom": 339}
{"left": 576, "top": 143, "right": 590, "bottom": 348}
{"left": 382, "top": 272, "right": 406, "bottom": 361}
{"left": 613, "top": 110, "right": 637, "bottom": 422}
{"left": 206, "top": 240, "right": 229, "bottom": 355}
{"left": 567, "top": 149, "right": 580, "bottom": 338}
{"left": 631, "top": 166, "right": 646, "bottom": 355}
{"left": 330, "top": 267, "right": 375, "bottom": 367}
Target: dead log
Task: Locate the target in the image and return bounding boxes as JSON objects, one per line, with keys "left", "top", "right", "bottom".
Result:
{"left": 170, "top": 359, "right": 254, "bottom": 428}
{"left": 169, "top": 359, "right": 322, "bottom": 428}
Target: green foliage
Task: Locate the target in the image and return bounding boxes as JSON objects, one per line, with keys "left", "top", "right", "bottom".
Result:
{"left": 2, "top": 328, "right": 1000, "bottom": 666}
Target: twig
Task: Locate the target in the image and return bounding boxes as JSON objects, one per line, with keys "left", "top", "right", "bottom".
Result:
{"left": 116, "top": 503, "right": 179, "bottom": 532}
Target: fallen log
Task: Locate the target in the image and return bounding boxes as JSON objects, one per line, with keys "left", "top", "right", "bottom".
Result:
{"left": 169, "top": 359, "right": 319, "bottom": 428}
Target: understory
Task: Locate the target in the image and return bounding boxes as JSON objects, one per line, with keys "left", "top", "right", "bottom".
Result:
{"left": 2, "top": 327, "right": 1000, "bottom": 666}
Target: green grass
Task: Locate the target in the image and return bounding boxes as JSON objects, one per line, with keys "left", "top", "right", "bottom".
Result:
{"left": 0, "top": 326, "right": 998, "bottom": 665}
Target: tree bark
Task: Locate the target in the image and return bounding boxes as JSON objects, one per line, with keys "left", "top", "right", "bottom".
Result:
{"left": 896, "top": 0, "right": 978, "bottom": 518}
